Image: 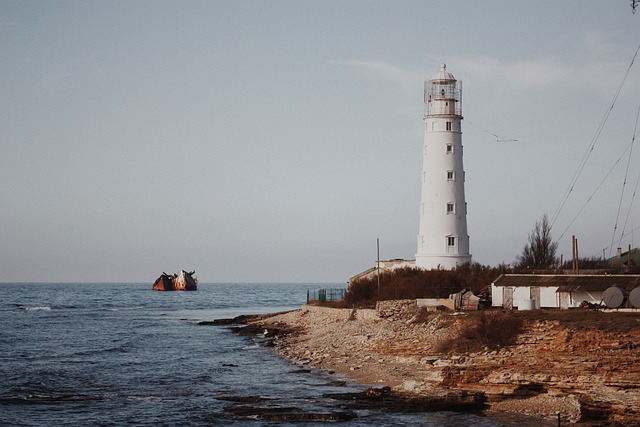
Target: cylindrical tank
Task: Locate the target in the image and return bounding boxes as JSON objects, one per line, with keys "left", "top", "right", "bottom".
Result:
{"left": 629, "top": 287, "right": 640, "bottom": 308}
{"left": 602, "top": 286, "right": 626, "bottom": 308}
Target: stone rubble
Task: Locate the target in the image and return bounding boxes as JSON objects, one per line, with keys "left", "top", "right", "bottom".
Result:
{"left": 248, "top": 304, "right": 640, "bottom": 425}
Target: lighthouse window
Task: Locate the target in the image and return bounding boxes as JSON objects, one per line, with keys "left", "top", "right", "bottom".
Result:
{"left": 447, "top": 237, "right": 456, "bottom": 247}
{"left": 447, "top": 170, "right": 454, "bottom": 181}
{"left": 446, "top": 144, "right": 453, "bottom": 154}
{"left": 446, "top": 203, "right": 455, "bottom": 214}
{"left": 446, "top": 122, "right": 452, "bottom": 131}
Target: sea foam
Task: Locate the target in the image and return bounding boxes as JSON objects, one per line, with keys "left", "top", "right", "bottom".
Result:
{"left": 19, "top": 305, "right": 52, "bottom": 311}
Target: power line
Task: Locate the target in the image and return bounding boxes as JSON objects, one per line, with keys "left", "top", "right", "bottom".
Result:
{"left": 616, "top": 107, "right": 640, "bottom": 250}
{"left": 465, "top": 120, "right": 518, "bottom": 143}
{"left": 597, "top": 222, "right": 640, "bottom": 257}
{"left": 557, "top": 142, "right": 633, "bottom": 242}
{"left": 550, "top": 42, "right": 640, "bottom": 232}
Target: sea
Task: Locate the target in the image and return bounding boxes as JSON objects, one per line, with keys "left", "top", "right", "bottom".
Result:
{"left": 0, "top": 283, "right": 548, "bottom": 426}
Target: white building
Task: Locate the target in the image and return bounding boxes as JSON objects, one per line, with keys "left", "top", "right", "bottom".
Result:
{"left": 416, "top": 64, "right": 471, "bottom": 269}
{"left": 347, "top": 259, "right": 416, "bottom": 289}
{"left": 491, "top": 274, "right": 640, "bottom": 309}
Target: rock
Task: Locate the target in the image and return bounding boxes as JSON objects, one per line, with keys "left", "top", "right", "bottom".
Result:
{"left": 401, "top": 380, "right": 420, "bottom": 392}
{"left": 422, "top": 370, "right": 444, "bottom": 383}
{"left": 198, "top": 314, "right": 261, "bottom": 326}
{"left": 579, "top": 397, "right": 613, "bottom": 421}
{"left": 229, "top": 325, "right": 276, "bottom": 337}
{"left": 221, "top": 305, "right": 640, "bottom": 424}
{"left": 324, "top": 387, "right": 486, "bottom": 413}
{"left": 289, "top": 368, "right": 311, "bottom": 374}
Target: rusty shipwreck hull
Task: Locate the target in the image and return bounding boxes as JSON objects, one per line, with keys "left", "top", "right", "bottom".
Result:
{"left": 152, "top": 270, "right": 198, "bottom": 291}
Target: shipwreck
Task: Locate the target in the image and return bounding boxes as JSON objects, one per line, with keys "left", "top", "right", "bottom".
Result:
{"left": 152, "top": 270, "right": 198, "bottom": 291}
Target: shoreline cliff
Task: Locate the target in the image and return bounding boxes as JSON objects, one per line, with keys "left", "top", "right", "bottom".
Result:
{"left": 239, "top": 304, "right": 639, "bottom": 425}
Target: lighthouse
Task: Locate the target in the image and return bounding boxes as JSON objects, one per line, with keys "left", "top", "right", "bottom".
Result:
{"left": 416, "top": 64, "right": 471, "bottom": 269}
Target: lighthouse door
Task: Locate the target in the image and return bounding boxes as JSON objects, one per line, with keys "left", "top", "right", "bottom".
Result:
{"left": 446, "top": 236, "right": 457, "bottom": 254}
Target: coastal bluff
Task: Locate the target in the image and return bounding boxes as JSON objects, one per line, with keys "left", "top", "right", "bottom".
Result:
{"left": 243, "top": 304, "right": 639, "bottom": 425}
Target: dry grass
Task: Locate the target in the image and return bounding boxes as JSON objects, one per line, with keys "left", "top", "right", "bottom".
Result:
{"left": 436, "top": 311, "right": 525, "bottom": 353}
{"left": 344, "top": 264, "right": 511, "bottom": 307}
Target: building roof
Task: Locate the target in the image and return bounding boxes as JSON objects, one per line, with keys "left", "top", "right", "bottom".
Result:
{"left": 607, "top": 247, "right": 639, "bottom": 267}
{"left": 431, "top": 63, "right": 456, "bottom": 82}
{"left": 492, "top": 274, "right": 640, "bottom": 291}
{"left": 347, "top": 259, "right": 416, "bottom": 285}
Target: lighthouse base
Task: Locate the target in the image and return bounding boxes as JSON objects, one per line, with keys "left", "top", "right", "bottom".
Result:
{"left": 415, "top": 254, "right": 472, "bottom": 270}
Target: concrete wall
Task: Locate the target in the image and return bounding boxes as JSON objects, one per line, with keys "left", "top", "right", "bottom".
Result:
{"left": 491, "top": 285, "right": 560, "bottom": 309}
{"left": 303, "top": 304, "right": 379, "bottom": 321}
{"left": 376, "top": 299, "right": 417, "bottom": 318}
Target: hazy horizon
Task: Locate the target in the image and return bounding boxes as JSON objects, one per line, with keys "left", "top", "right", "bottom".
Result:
{"left": 1, "top": 1, "right": 639, "bottom": 283}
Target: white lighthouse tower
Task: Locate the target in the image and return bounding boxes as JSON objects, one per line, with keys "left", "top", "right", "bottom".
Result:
{"left": 416, "top": 64, "right": 471, "bottom": 269}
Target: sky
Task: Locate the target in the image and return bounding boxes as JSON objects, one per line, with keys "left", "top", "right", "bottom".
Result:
{"left": 1, "top": 1, "right": 640, "bottom": 283}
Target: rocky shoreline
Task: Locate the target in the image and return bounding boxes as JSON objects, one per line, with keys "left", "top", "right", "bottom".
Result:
{"left": 211, "top": 304, "right": 639, "bottom": 425}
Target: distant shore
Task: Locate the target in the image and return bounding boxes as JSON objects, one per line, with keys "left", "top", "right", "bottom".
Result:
{"left": 232, "top": 305, "right": 640, "bottom": 426}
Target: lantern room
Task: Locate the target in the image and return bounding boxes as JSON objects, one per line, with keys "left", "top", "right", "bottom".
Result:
{"left": 424, "top": 63, "right": 462, "bottom": 117}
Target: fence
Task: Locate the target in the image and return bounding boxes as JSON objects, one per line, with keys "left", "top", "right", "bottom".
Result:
{"left": 307, "top": 288, "right": 346, "bottom": 303}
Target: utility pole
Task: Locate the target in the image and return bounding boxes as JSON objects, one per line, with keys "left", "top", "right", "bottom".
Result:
{"left": 376, "top": 238, "right": 380, "bottom": 295}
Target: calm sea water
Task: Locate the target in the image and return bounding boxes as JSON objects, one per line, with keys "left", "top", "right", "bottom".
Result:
{"left": 0, "top": 283, "right": 542, "bottom": 426}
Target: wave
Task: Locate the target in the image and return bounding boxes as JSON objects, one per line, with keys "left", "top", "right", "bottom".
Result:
{"left": 102, "top": 306, "right": 144, "bottom": 312}
{"left": 0, "top": 393, "right": 109, "bottom": 404}
{"left": 14, "top": 304, "right": 145, "bottom": 312}
{"left": 72, "top": 345, "right": 129, "bottom": 357}
{"left": 17, "top": 305, "right": 52, "bottom": 312}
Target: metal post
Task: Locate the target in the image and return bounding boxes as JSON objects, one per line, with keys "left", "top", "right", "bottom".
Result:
{"left": 575, "top": 238, "right": 579, "bottom": 274}
{"left": 376, "top": 238, "right": 380, "bottom": 296}
{"left": 571, "top": 236, "right": 576, "bottom": 273}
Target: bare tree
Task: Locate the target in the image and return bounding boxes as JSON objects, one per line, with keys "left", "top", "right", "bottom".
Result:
{"left": 517, "top": 214, "right": 558, "bottom": 269}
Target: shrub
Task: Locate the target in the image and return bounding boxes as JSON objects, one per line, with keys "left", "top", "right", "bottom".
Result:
{"left": 344, "top": 263, "right": 511, "bottom": 306}
{"left": 343, "top": 279, "right": 378, "bottom": 308}
{"left": 464, "top": 311, "right": 524, "bottom": 348}
{"left": 437, "top": 312, "right": 524, "bottom": 353}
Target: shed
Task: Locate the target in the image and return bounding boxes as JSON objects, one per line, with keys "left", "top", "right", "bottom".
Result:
{"left": 491, "top": 274, "right": 640, "bottom": 309}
